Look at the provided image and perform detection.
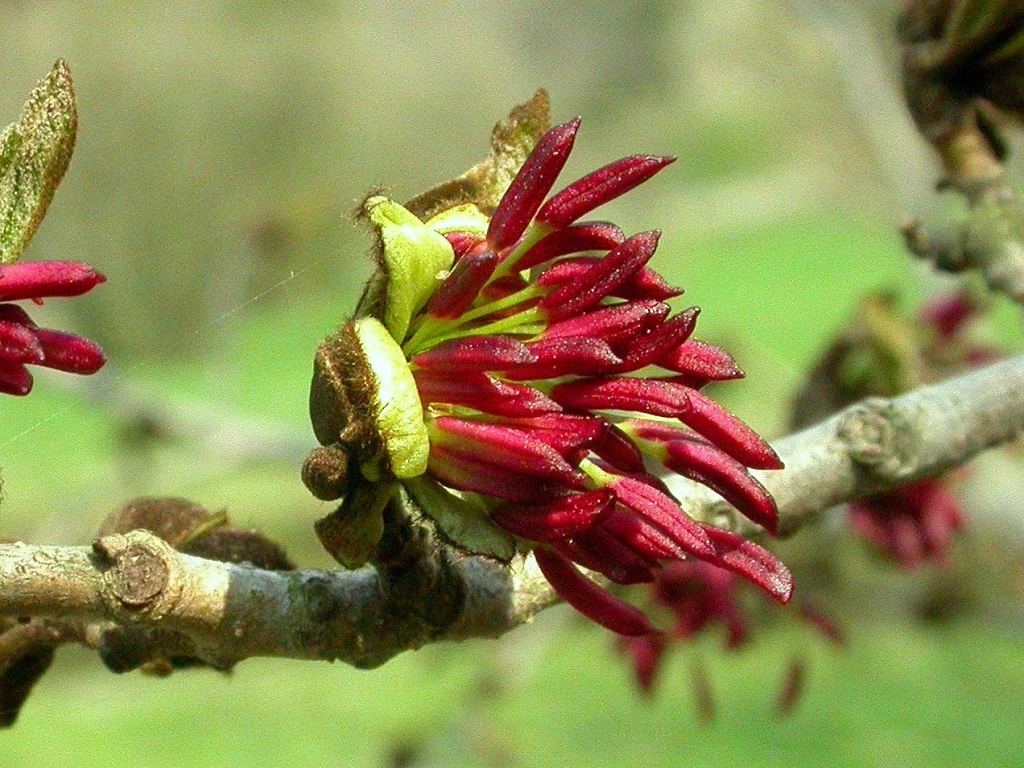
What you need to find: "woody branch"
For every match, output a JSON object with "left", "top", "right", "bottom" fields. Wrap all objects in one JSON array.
[{"left": 3, "top": 353, "right": 1024, "bottom": 667}]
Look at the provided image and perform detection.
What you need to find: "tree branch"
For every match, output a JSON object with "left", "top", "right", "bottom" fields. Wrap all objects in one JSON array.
[{"left": 4, "top": 354, "right": 1024, "bottom": 668}]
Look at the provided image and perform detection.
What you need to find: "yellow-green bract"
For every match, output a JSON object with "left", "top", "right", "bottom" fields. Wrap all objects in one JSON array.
[{"left": 351, "top": 316, "right": 429, "bottom": 479}]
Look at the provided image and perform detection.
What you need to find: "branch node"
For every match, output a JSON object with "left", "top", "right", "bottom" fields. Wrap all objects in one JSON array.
[
  {"left": 837, "top": 399, "right": 895, "bottom": 466},
  {"left": 93, "top": 531, "right": 172, "bottom": 613}
]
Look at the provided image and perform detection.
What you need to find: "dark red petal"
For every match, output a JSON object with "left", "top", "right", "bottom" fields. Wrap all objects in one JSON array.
[
  {"left": 561, "top": 525, "right": 657, "bottom": 585},
  {"left": 539, "top": 231, "right": 661, "bottom": 322},
  {"left": 487, "top": 118, "right": 581, "bottom": 250},
  {"left": 551, "top": 376, "right": 689, "bottom": 417},
  {"left": 502, "top": 336, "right": 621, "bottom": 380},
  {"left": 0, "top": 261, "right": 106, "bottom": 301},
  {"left": 536, "top": 256, "right": 595, "bottom": 286},
  {"left": 427, "top": 446, "right": 564, "bottom": 502},
  {"left": 0, "top": 304, "right": 37, "bottom": 326},
  {"left": 431, "top": 416, "right": 586, "bottom": 485},
  {"left": 534, "top": 548, "right": 656, "bottom": 636},
  {"left": 0, "top": 361, "right": 33, "bottom": 395},
  {"left": 919, "top": 485, "right": 963, "bottom": 558},
  {"left": 501, "top": 413, "right": 607, "bottom": 455},
  {"left": 610, "top": 475, "right": 715, "bottom": 559},
  {"left": 921, "top": 292, "right": 976, "bottom": 340},
  {"left": 601, "top": 508, "right": 688, "bottom": 560},
  {"left": 481, "top": 273, "right": 529, "bottom": 301},
  {"left": 0, "top": 320, "right": 44, "bottom": 363},
  {"left": 411, "top": 335, "right": 535, "bottom": 373},
  {"left": 615, "top": 308, "right": 700, "bottom": 373},
  {"left": 619, "top": 633, "right": 667, "bottom": 694},
  {"left": 889, "top": 513, "right": 926, "bottom": 569},
  {"left": 678, "top": 389, "right": 782, "bottom": 470},
  {"left": 700, "top": 524, "right": 793, "bottom": 603},
  {"left": 444, "top": 231, "right": 484, "bottom": 259},
  {"left": 658, "top": 340, "right": 744, "bottom": 380},
  {"left": 537, "top": 257, "right": 683, "bottom": 301},
  {"left": 590, "top": 422, "right": 646, "bottom": 473},
  {"left": 544, "top": 299, "right": 669, "bottom": 345},
  {"left": 848, "top": 502, "right": 890, "bottom": 551},
  {"left": 426, "top": 249, "right": 500, "bottom": 319},
  {"left": 664, "top": 437, "right": 778, "bottom": 533},
  {"left": 537, "top": 155, "right": 676, "bottom": 228},
  {"left": 491, "top": 490, "right": 615, "bottom": 542},
  {"left": 616, "top": 267, "right": 683, "bottom": 301},
  {"left": 414, "top": 370, "right": 562, "bottom": 416},
  {"left": 798, "top": 602, "right": 845, "bottom": 646},
  {"left": 33, "top": 329, "right": 106, "bottom": 374},
  {"left": 512, "top": 221, "right": 625, "bottom": 273}
]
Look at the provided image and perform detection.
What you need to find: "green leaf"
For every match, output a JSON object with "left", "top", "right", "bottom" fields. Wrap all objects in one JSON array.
[
  {"left": 0, "top": 60, "right": 77, "bottom": 265},
  {"left": 363, "top": 195, "right": 454, "bottom": 343}
]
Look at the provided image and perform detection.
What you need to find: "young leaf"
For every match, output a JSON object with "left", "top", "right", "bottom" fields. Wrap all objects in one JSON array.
[{"left": 0, "top": 60, "right": 77, "bottom": 264}]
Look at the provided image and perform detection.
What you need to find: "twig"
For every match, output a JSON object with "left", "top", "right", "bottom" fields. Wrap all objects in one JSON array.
[
  {"left": 902, "top": 117, "right": 1024, "bottom": 303},
  {"left": 4, "top": 354, "right": 1024, "bottom": 667}
]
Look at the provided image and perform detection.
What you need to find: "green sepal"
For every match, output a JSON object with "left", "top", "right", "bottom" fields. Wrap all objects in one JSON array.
[
  {"left": 363, "top": 195, "right": 455, "bottom": 343},
  {"left": 352, "top": 317, "right": 429, "bottom": 479},
  {"left": 0, "top": 61, "right": 77, "bottom": 265},
  {"left": 404, "top": 475, "right": 516, "bottom": 562}
]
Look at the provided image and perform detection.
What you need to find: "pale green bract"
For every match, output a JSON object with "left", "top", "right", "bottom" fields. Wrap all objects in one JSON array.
[
  {"left": 351, "top": 316, "right": 430, "bottom": 479},
  {"left": 364, "top": 195, "right": 455, "bottom": 343}
]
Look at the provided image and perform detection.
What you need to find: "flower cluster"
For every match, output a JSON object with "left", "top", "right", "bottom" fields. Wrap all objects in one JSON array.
[
  {"left": 619, "top": 560, "right": 842, "bottom": 715},
  {"left": 306, "top": 108, "right": 792, "bottom": 635},
  {"left": 849, "top": 478, "right": 964, "bottom": 570},
  {"left": 0, "top": 260, "right": 106, "bottom": 395}
]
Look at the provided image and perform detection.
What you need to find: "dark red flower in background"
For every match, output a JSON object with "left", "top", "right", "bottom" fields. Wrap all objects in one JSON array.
[
  {"left": 618, "top": 560, "right": 842, "bottom": 714},
  {"left": 849, "top": 477, "right": 965, "bottom": 570},
  {"left": 0, "top": 260, "right": 106, "bottom": 395},
  {"left": 792, "top": 289, "right": 991, "bottom": 570},
  {"left": 849, "top": 291, "right": 988, "bottom": 568}
]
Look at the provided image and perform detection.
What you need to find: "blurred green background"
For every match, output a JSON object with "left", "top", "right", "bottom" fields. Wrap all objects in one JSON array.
[{"left": 3, "top": 1, "right": 1024, "bottom": 765}]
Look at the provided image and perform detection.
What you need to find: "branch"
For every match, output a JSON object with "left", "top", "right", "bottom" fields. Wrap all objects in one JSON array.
[
  {"left": 901, "top": 165, "right": 1024, "bottom": 304},
  {"left": 3, "top": 354, "right": 1024, "bottom": 668}
]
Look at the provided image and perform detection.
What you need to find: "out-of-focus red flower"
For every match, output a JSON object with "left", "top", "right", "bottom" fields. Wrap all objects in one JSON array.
[
  {"left": 849, "top": 478, "right": 965, "bottom": 570},
  {"left": 618, "top": 560, "right": 842, "bottom": 713},
  {"left": 851, "top": 291, "right": 986, "bottom": 568},
  {"left": 0, "top": 260, "right": 106, "bottom": 395},
  {"left": 793, "top": 289, "right": 991, "bottom": 569}
]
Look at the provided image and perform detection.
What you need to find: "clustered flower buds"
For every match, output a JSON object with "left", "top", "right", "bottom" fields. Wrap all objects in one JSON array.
[
  {"left": 305, "top": 98, "right": 792, "bottom": 635},
  {"left": 0, "top": 260, "right": 106, "bottom": 395}
]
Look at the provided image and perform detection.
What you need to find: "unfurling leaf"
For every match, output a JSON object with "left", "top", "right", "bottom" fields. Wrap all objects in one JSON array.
[{"left": 0, "top": 61, "right": 77, "bottom": 264}]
